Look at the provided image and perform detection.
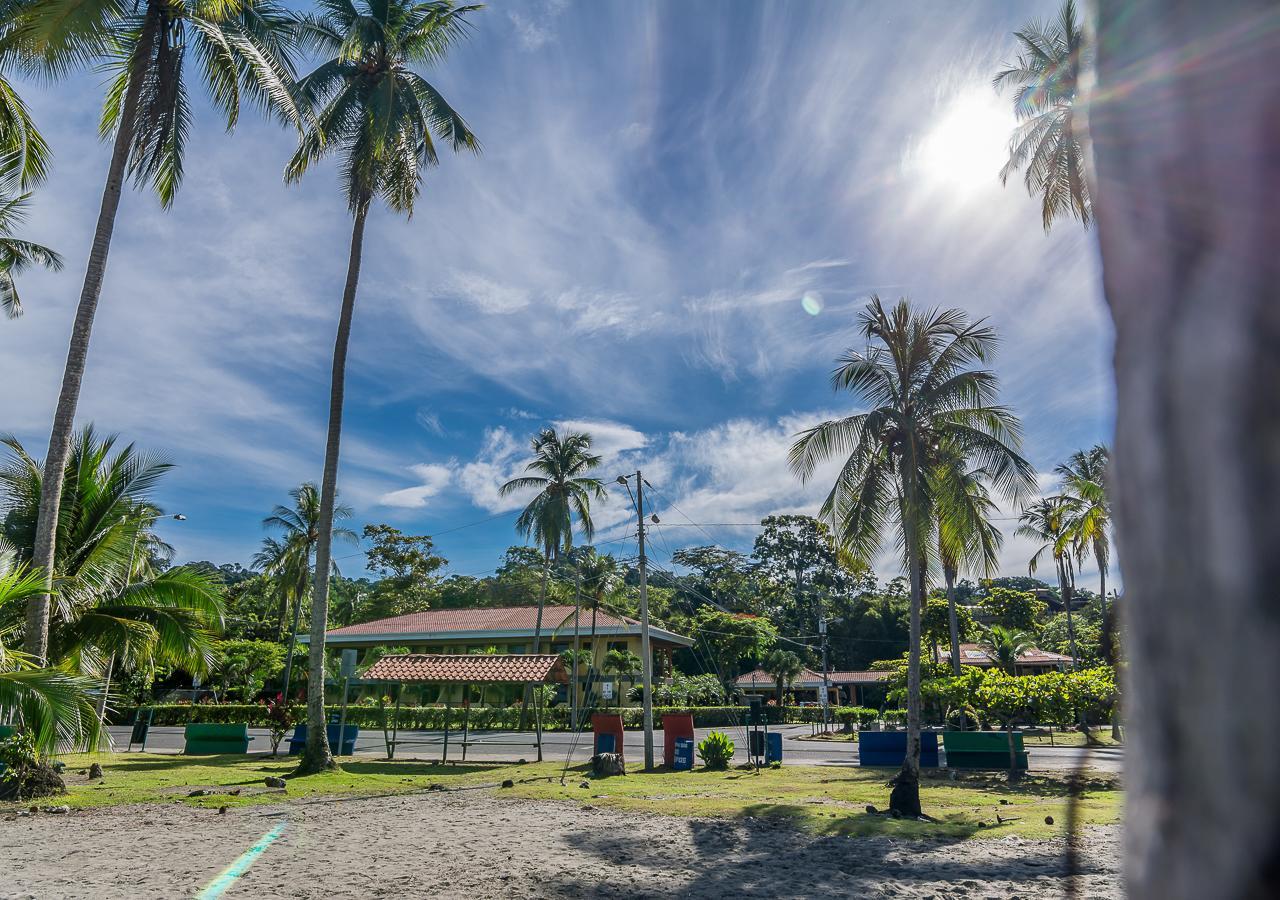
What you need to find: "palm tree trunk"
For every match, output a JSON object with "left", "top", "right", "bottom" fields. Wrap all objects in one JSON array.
[
  {"left": 1059, "top": 558, "right": 1079, "bottom": 665},
  {"left": 296, "top": 203, "right": 368, "bottom": 776},
  {"left": 944, "top": 567, "right": 963, "bottom": 677},
  {"left": 279, "top": 565, "right": 308, "bottom": 702},
  {"left": 23, "top": 12, "right": 156, "bottom": 661},
  {"left": 890, "top": 508, "right": 925, "bottom": 817},
  {"left": 519, "top": 554, "right": 551, "bottom": 730}
]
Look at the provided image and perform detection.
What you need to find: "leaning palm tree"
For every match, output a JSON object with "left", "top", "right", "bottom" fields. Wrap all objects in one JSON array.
[
  {"left": 7, "top": 0, "right": 300, "bottom": 662},
  {"left": 500, "top": 429, "right": 606, "bottom": 656},
  {"left": 981, "top": 625, "right": 1034, "bottom": 675},
  {"left": 993, "top": 0, "right": 1091, "bottom": 229},
  {"left": 789, "top": 296, "right": 1035, "bottom": 816},
  {"left": 0, "top": 191, "right": 62, "bottom": 319},
  {"left": 258, "top": 482, "right": 354, "bottom": 700},
  {"left": 932, "top": 449, "right": 1004, "bottom": 677},
  {"left": 1056, "top": 444, "right": 1111, "bottom": 612},
  {"left": 1017, "top": 496, "right": 1081, "bottom": 664},
  {"left": 284, "top": 0, "right": 479, "bottom": 775}
]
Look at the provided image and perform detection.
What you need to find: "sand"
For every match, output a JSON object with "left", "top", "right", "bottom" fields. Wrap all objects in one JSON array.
[{"left": 1, "top": 791, "right": 1122, "bottom": 899}]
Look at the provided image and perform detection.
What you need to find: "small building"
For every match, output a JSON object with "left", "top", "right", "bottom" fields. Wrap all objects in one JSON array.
[
  {"left": 305, "top": 605, "right": 693, "bottom": 706},
  {"left": 937, "top": 643, "right": 1074, "bottom": 674},
  {"left": 734, "top": 667, "right": 890, "bottom": 706}
]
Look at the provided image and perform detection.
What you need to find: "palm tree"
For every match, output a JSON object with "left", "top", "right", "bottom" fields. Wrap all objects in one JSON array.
[
  {"left": 981, "top": 625, "right": 1034, "bottom": 675},
  {"left": 0, "top": 553, "right": 102, "bottom": 757},
  {"left": 993, "top": 0, "right": 1091, "bottom": 229},
  {"left": 603, "top": 648, "right": 641, "bottom": 709},
  {"left": 933, "top": 449, "right": 1003, "bottom": 677},
  {"left": 789, "top": 296, "right": 1035, "bottom": 816},
  {"left": 285, "top": 0, "right": 479, "bottom": 775},
  {"left": 0, "top": 191, "right": 62, "bottom": 319},
  {"left": 0, "top": 428, "right": 223, "bottom": 712},
  {"left": 763, "top": 648, "right": 804, "bottom": 706},
  {"left": 1056, "top": 444, "right": 1111, "bottom": 613},
  {"left": 576, "top": 548, "right": 618, "bottom": 707},
  {"left": 7, "top": 0, "right": 299, "bottom": 662},
  {"left": 500, "top": 429, "right": 607, "bottom": 657},
  {"left": 258, "top": 482, "right": 354, "bottom": 701},
  {"left": 0, "top": 53, "right": 50, "bottom": 190},
  {"left": 1017, "top": 496, "right": 1080, "bottom": 664}
]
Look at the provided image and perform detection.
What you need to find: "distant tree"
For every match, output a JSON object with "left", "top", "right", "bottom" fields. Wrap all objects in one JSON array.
[
  {"left": 981, "top": 626, "right": 1035, "bottom": 675},
  {"left": 500, "top": 429, "right": 606, "bottom": 656},
  {"left": 213, "top": 639, "right": 285, "bottom": 701},
  {"left": 922, "top": 596, "right": 979, "bottom": 663},
  {"left": 993, "top": 0, "right": 1091, "bottom": 229},
  {"left": 763, "top": 648, "right": 805, "bottom": 705},
  {"left": 978, "top": 586, "right": 1047, "bottom": 634},
  {"left": 1056, "top": 445, "right": 1112, "bottom": 614},
  {"left": 670, "top": 546, "right": 751, "bottom": 611},
  {"left": 691, "top": 608, "right": 778, "bottom": 691},
  {"left": 361, "top": 524, "right": 446, "bottom": 620},
  {"left": 1018, "top": 497, "right": 1080, "bottom": 663}
]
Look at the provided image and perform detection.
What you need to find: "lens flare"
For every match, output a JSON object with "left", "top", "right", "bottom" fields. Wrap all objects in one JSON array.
[
  {"left": 801, "top": 292, "right": 824, "bottom": 316},
  {"left": 198, "top": 821, "right": 287, "bottom": 899}
]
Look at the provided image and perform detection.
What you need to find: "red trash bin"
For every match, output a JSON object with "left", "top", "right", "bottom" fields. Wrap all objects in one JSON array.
[
  {"left": 592, "top": 713, "right": 625, "bottom": 760},
  {"left": 662, "top": 713, "right": 695, "bottom": 767}
]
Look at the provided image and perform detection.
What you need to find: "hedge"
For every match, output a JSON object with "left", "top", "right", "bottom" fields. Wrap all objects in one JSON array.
[{"left": 108, "top": 703, "right": 882, "bottom": 730}]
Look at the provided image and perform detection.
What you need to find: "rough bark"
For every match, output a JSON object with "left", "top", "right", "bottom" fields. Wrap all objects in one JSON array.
[
  {"left": 891, "top": 530, "right": 924, "bottom": 817},
  {"left": 296, "top": 204, "right": 368, "bottom": 776},
  {"left": 1090, "top": 2, "right": 1280, "bottom": 895},
  {"left": 23, "top": 11, "right": 158, "bottom": 661}
]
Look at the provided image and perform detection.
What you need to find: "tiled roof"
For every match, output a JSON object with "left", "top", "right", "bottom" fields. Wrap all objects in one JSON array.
[
  {"left": 734, "top": 668, "right": 887, "bottom": 688},
  {"left": 328, "top": 605, "right": 634, "bottom": 636},
  {"left": 363, "top": 654, "right": 568, "bottom": 684},
  {"left": 320, "top": 604, "right": 693, "bottom": 647},
  {"left": 938, "top": 643, "right": 1074, "bottom": 667}
]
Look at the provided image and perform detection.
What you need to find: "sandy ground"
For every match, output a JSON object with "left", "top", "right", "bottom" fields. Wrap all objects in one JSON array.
[{"left": 1, "top": 792, "right": 1122, "bottom": 899}]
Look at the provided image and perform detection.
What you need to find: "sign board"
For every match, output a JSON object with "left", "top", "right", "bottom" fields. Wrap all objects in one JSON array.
[
  {"left": 340, "top": 648, "right": 358, "bottom": 679},
  {"left": 601, "top": 681, "right": 614, "bottom": 700},
  {"left": 128, "top": 708, "right": 153, "bottom": 752}
]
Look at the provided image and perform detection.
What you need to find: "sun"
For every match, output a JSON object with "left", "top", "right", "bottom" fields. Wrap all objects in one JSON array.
[{"left": 907, "top": 88, "right": 1014, "bottom": 196}]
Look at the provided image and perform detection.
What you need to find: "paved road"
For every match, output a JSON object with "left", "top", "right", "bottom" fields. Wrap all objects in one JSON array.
[{"left": 106, "top": 723, "right": 1122, "bottom": 773}]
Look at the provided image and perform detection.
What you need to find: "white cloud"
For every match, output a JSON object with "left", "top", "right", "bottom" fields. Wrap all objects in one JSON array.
[
  {"left": 456, "top": 427, "right": 531, "bottom": 514},
  {"left": 378, "top": 463, "right": 454, "bottom": 509},
  {"left": 554, "top": 418, "right": 648, "bottom": 458}
]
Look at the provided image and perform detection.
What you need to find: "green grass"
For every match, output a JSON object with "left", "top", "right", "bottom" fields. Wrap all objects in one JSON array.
[
  {"left": 795, "top": 731, "right": 858, "bottom": 743},
  {"left": 7, "top": 753, "right": 1122, "bottom": 841},
  {"left": 1020, "top": 730, "right": 1123, "bottom": 747}
]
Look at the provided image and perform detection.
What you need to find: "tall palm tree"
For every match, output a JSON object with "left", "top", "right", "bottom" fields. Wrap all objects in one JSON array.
[
  {"left": 285, "top": 0, "right": 479, "bottom": 775},
  {"left": 789, "top": 296, "right": 1035, "bottom": 815},
  {"left": 575, "top": 547, "right": 618, "bottom": 707},
  {"left": 981, "top": 625, "right": 1034, "bottom": 675},
  {"left": 1017, "top": 496, "right": 1080, "bottom": 664},
  {"left": 933, "top": 449, "right": 1003, "bottom": 677},
  {"left": 1056, "top": 444, "right": 1111, "bottom": 613},
  {"left": 8, "top": 0, "right": 299, "bottom": 662},
  {"left": 993, "top": 0, "right": 1091, "bottom": 229},
  {"left": 258, "top": 482, "right": 354, "bottom": 700},
  {"left": 0, "top": 429, "right": 223, "bottom": 707},
  {"left": 0, "top": 191, "right": 62, "bottom": 319},
  {"left": 500, "top": 428, "right": 606, "bottom": 657}
]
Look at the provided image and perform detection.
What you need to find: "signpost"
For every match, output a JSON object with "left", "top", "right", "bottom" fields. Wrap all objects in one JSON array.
[{"left": 128, "top": 707, "right": 153, "bottom": 752}]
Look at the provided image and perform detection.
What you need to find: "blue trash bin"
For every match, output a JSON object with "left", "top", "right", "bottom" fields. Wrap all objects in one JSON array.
[
  {"left": 596, "top": 732, "right": 617, "bottom": 755},
  {"left": 672, "top": 737, "right": 694, "bottom": 771},
  {"left": 765, "top": 732, "right": 783, "bottom": 763}
]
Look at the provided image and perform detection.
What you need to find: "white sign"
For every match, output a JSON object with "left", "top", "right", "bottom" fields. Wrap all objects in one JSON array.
[{"left": 602, "top": 681, "right": 614, "bottom": 700}]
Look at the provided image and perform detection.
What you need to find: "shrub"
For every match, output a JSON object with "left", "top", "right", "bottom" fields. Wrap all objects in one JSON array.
[
  {"left": 0, "top": 730, "right": 65, "bottom": 801},
  {"left": 833, "top": 706, "right": 879, "bottom": 729},
  {"left": 697, "top": 731, "right": 734, "bottom": 770}
]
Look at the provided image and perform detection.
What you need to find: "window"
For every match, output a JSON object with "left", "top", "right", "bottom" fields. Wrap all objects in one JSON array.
[{"left": 607, "top": 640, "right": 629, "bottom": 653}]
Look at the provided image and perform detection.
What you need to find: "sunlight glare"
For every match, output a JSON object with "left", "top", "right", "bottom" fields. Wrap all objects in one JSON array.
[{"left": 907, "top": 88, "right": 1013, "bottom": 197}]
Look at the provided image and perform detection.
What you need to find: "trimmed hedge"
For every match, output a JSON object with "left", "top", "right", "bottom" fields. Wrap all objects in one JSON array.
[{"left": 109, "top": 703, "right": 846, "bottom": 731}]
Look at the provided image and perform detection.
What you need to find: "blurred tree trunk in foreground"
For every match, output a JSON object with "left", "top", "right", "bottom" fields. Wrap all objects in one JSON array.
[{"left": 1090, "top": 2, "right": 1280, "bottom": 897}]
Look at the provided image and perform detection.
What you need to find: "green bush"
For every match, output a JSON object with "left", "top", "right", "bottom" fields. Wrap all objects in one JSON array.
[
  {"left": 833, "top": 706, "right": 879, "bottom": 728},
  {"left": 697, "top": 730, "right": 734, "bottom": 769}
]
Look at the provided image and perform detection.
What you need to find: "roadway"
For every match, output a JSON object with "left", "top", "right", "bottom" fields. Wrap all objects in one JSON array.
[{"left": 106, "top": 723, "right": 1122, "bottom": 773}]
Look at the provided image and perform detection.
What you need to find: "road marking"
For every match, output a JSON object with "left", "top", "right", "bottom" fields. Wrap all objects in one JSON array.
[{"left": 196, "top": 821, "right": 287, "bottom": 899}]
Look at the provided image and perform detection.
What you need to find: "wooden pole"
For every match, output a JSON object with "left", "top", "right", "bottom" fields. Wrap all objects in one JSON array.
[
  {"left": 443, "top": 686, "right": 452, "bottom": 763},
  {"left": 462, "top": 683, "right": 471, "bottom": 762},
  {"left": 390, "top": 684, "right": 402, "bottom": 760}
]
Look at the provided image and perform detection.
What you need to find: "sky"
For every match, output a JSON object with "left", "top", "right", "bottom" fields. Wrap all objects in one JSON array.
[{"left": 0, "top": 0, "right": 1115, "bottom": 591}]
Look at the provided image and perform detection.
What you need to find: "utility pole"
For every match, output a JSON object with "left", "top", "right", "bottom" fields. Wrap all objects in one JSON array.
[
  {"left": 619, "top": 471, "right": 656, "bottom": 770},
  {"left": 819, "top": 614, "right": 830, "bottom": 730}
]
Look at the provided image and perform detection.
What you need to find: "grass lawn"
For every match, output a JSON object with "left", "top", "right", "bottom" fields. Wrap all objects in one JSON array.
[
  {"left": 795, "top": 731, "right": 858, "bottom": 742},
  {"left": 1020, "top": 730, "right": 1123, "bottom": 747},
  {"left": 5, "top": 752, "right": 1122, "bottom": 841}
]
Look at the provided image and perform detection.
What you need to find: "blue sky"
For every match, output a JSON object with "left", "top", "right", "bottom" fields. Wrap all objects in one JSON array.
[{"left": 0, "top": 0, "right": 1114, "bottom": 587}]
